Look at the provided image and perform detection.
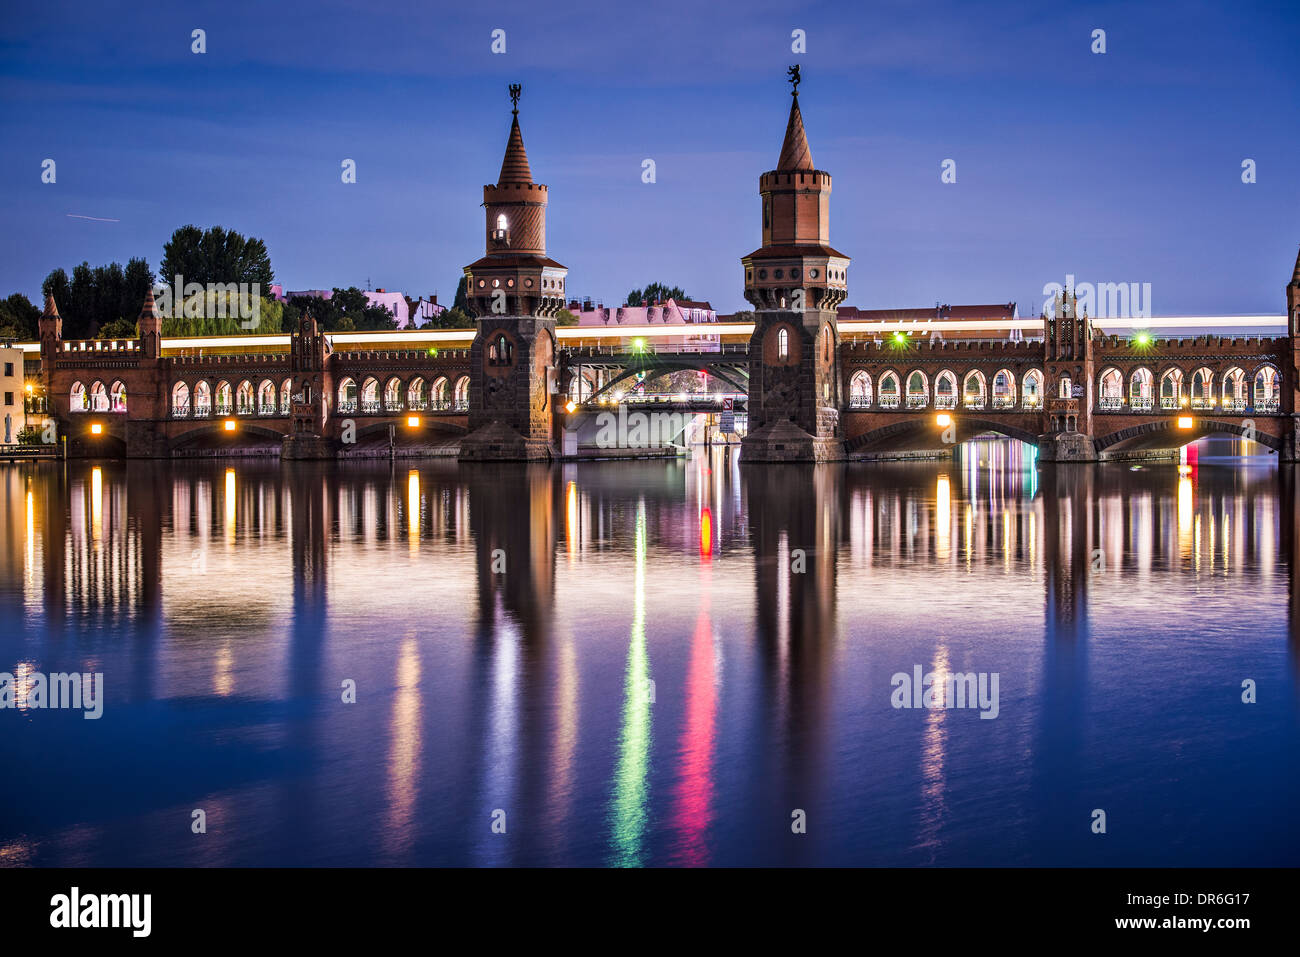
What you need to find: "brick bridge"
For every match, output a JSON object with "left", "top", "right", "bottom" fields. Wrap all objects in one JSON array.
[{"left": 22, "top": 74, "right": 1300, "bottom": 464}]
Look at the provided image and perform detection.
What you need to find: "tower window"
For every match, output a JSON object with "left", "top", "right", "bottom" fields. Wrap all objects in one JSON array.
[{"left": 777, "top": 328, "right": 789, "bottom": 360}]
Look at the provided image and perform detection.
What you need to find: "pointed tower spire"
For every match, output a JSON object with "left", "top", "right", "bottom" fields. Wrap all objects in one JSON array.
[
  {"left": 138, "top": 286, "right": 158, "bottom": 320},
  {"left": 777, "top": 65, "right": 813, "bottom": 171},
  {"left": 497, "top": 83, "right": 533, "bottom": 185},
  {"left": 1291, "top": 243, "right": 1300, "bottom": 285},
  {"left": 43, "top": 293, "right": 60, "bottom": 317}
]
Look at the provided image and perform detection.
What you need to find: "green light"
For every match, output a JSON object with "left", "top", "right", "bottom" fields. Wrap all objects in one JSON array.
[
  {"left": 427, "top": 347, "right": 438, "bottom": 357},
  {"left": 632, "top": 337, "right": 646, "bottom": 353},
  {"left": 892, "top": 331, "right": 908, "bottom": 345},
  {"left": 1134, "top": 332, "right": 1151, "bottom": 347}
]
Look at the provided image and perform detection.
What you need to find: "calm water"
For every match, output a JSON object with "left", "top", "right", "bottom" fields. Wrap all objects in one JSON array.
[{"left": 1, "top": 445, "right": 1297, "bottom": 867}]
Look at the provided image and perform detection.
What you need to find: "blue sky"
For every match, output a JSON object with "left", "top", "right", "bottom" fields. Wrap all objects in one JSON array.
[{"left": 1, "top": 0, "right": 1297, "bottom": 315}]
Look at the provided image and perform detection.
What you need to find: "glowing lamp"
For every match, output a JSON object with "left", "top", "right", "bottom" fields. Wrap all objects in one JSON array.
[
  {"left": 223, "top": 419, "right": 237, "bottom": 431},
  {"left": 892, "top": 331, "right": 908, "bottom": 344},
  {"left": 407, "top": 415, "right": 420, "bottom": 427},
  {"left": 1134, "top": 332, "right": 1151, "bottom": 347},
  {"left": 936, "top": 413, "right": 952, "bottom": 427},
  {"left": 90, "top": 423, "right": 103, "bottom": 435},
  {"left": 632, "top": 337, "right": 646, "bottom": 352},
  {"left": 564, "top": 401, "right": 577, "bottom": 414},
  {"left": 1177, "top": 416, "right": 1193, "bottom": 429}
]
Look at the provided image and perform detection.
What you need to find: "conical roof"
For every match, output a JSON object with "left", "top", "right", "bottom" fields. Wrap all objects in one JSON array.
[
  {"left": 139, "top": 287, "right": 158, "bottom": 319},
  {"left": 498, "top": 114, "right": 533, "bottom": 185},
  {"left": 777, "top": 96, "right": 814, "bottom": 171},
  {"left": 43, "top": 293, "right": 60, "bottom": 317}
]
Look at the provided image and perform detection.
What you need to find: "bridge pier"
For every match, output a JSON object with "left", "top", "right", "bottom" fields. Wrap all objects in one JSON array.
[{"left": 1037, "top": 431, "right": 1098, "bottom": 463}]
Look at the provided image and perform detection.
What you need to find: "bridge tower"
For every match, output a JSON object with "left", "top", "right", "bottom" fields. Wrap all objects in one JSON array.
[
  {"left": 1039, "top": 286, "right": 1099, "bottom": 461},
  {"left": 741, "top": 67, "right": 849, "bottom": 462},
  {"left": 1286, "top": 245, "right": 1300, "bottom": 461},
  {"left": 282, "top": 312, "right": 334, "bottom": 459},
  {"left": 459, "top": 84, "right": 567, "bottom": 461}
]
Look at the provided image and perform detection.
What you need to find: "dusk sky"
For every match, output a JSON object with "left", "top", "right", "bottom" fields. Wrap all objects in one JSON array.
[{"left": 1, "top": 0, "right": 1297, "bottom": 317}]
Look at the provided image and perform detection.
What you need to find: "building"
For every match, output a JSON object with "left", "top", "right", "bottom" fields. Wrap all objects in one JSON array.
[
  {"left": 279, "top": 287, "right": 415, "bottom": 328},
  {"left": 567, "top": 297, "right": 720, "bottom": 351},
  {"left": 1, "top": 346, "right": 25, "bottom": 443}
]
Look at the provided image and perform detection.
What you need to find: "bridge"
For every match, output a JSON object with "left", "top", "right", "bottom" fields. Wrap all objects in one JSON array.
[{"left": 9, "top": 74, "right": 1300, "bottom": 465}]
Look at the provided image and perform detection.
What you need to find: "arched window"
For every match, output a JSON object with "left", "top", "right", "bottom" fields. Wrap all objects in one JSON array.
[
  {"left": 962, "top": 371, "right": 986, "bottom": 410},
  {"left": 360, "top": 377, "right": 380, "bottom": 413},
  {"left": 337, "top": 377, "right": 357, "bottom": 413},
  {"left": 214, "top": 381, "right": 232, "bottom": 415},
  {"left": 430, "top": 376, "right": 450, "bottom": 410},
  {"left": 407, "top": 376, "right": 427, "bottom": 411},
  {"left": 1222, "top": 367, "right": 1247, "bottom": 412},
  {"left": 236, "top": 380, "right": 255, "bottom": 414},
  {"left": 777, "top": 328, "right": 789, "bottom": 360},
  {"left": 194, "top": 381, "right": 212, "bottom": 417},
  {"left": 109, "top": 380, "right": 127, "bottom": 412},
  {"left": 1022, "top": 370, "right": 1043, "bottom": 409},
  {"left": 1128, "top": 368, "right": 1154, "bottom": 411},
  {"left": 905, "top": 370, "right": 929, "bottom": 409},
  {"left": 567, "top": 373, "right": 594, "bottom": 402},
  {"left": 849, "top": 370, "right": 873, "bottom": 408},
  {"left": 89, "top": 381, "right": 109, "bottom": 412},
  {"left": 991, "top": 369, "right": 1016, "bottom": 409},
  {"left": 489, "top": 334, "right": 513, "bottom": 366},
  {"left": 934, "top": 371, "right": 957, "bottom": 409},
  {"left": 70, "top": 381, "right": 87, "bottom": 412},
  {"left": 1253, "top": 365, "right": 1280, "bottom": 412},
  {"left": 384, "top": 377, "right": 403, "bottom": 411},
  {"left": 453, "top": 375, "right": 470, "bottom": 410},
  {"left": 280, "top": 378, "right": 292, "bottom": 414},
  {"left": 495, "top": 214, "right": 508, "bottom": 237},
  {"left": 822, "top": 326, "right": 832, "bottom": 363},
  {"left": 1159, "top": 369, "right": 1184, "bottom": 410},
  {"left": 1190, "top": 368, "right": 1214, "bottom": 409},
  {"left": 1058, "top": 376, "right": 1072, "bottom": 399},
  {"left": 878, "top": 371, "right": 900, "bottom": 409},
  {"left": 1098, "top": 368, "right": 1123, "bottom": 410},
  {"left": 172, "top": 381, "right": 190, "bottom": 418},
  {"left": 258, "top": 380, "right": 276, "bottom": 414}
]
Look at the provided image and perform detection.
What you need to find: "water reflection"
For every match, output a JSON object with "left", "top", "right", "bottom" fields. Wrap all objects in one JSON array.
[{"left": 0, "top": 445, "right": 1297, "bottom": 866}]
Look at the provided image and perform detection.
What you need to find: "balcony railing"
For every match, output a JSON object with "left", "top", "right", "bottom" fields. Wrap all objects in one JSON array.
[
  {"left": 215, "top": 403, "right": 233, "bottom": 415},
  {"left": 1129, "top": 397, "right": 1154, "bottom": 412},
  {"left": 963, "top": 397, "right": 986, "bottom": 410},
  {"left": 991, "top": 396, "right": 1015, "bottom": 410},
  {"left": 1098, "top": 397, "right": 1122, "bottom": 411},
  {"left": 1256, "top": 399, "right": 1280, "bottom": 413},
  {"left": 1222, "top": 399, "right": 1247, "bottom": 413},
  {"left": 935, "top": 395, "right": 957, "bottom": 410},
  {"left": 848, "top": 396, "right": 872, "bottom": 409},
  {"left": 905, "top": 395, "right": 927, "bottom": 409},
  {"left": 360, "top": 400, "right": 381, "bottom": 414},
  {"left": 408, "top": 399, "right": 428, "bottom": 411},
  {"left": 338, "top": 400, "right": 358, "bottom": 413},
  {"left": 193, "top": 407, "right": 211, "bottom": 419},
  {"left": 878, "top": 395, "right": 900, "bottom": 410},
  {"left": 1160, "top": 397, "right": 1181, "bottom": 410}
]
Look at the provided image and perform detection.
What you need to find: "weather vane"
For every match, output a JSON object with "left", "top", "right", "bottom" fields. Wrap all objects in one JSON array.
[
  {"left": 509, "top": 83, "right": 521, "bottom": 115},
  {"left": 787, "top": 65, "right": 801, "bottom": 96}
]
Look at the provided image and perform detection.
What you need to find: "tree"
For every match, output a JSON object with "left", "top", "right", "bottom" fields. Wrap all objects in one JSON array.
[
  {"left": 0, "top": 293, "right": 41, "bottom": 340},
  {"left": 97, "top": 317, "right": 139, "bottom": 339},
  {"left": 160, "top": 225, "right": 274, "bottom": 289},
  {"left": 431, "top": 307, "right": 474, "bottom": 329},
  {"left": 555, "top": 308, "right": 579, "bottom": 326},
  {"left": 40, "top": 258, "right": 153, "bottom": 338},
  {"left": 626, "top": 282, "right": 688, "bottom": 307},
  {"left": 453, "top": 276, "right": 470, "bottom": 313}
]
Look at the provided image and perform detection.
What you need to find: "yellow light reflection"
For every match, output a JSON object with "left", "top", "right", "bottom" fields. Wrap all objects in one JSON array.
[
  {"left": 935, "top": 475, "right": 950, "bottom": 561},
  {"left": 407, "top": 469, "right": 420, "bottom": 553},
  {"left": 565, "top": 480, "right": 578, "bottom": 561},
  {"left": 1177, "top": 475, "right": 1193, "bottom": 545},
  {"left": 91, "top": 466, "right": 102, "bottom": 540},
  {"left": 224, "top": 468, "right": 236, "bottom": 538}
]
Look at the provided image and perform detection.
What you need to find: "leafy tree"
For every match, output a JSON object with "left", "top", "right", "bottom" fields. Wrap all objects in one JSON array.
[
  {"left": 555, "top": 309, "right": 579, "bottom": 326},
  {"left": 40, "top": 258, "right": 152, "bottom": 338},
  {"left": 626, "top": 282, "right": 687, "bottom": 307},
  {"left": 431, "top": 307, "right": 474, "bottom": 329},
  {"left": 0, "top": 293, "right": 41, "bottom": 340},
  {"left": 453, "top": 275, "right": 469, "bottom": 312},
  {"left": 159, "top": 225, "right": 274, "bottom": 289},
  {"left": 160, "top": 293, "right": 284, "bottom": 337},
  {"left": 97, "top": 317, "right": 139, "bottom": 339}
]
